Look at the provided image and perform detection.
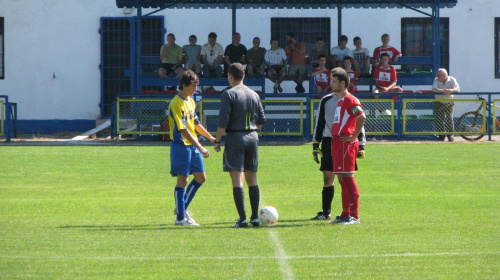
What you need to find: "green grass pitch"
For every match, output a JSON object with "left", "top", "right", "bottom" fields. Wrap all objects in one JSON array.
[{"left": 1, "top": 143, "right": 499, "bottom": 279}]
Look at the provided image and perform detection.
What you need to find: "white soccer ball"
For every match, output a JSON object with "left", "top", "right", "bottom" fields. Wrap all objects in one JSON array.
[{"left": 259, "top": 206, "right": 279, "bottom": 226}]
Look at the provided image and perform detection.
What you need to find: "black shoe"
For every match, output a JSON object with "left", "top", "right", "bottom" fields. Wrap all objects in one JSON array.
[
  {"left": 448, "top": 135, "right": 454, "bottom": 142},
  {"left": 296, "top": 84, "right": 304, "bottom": 93},
  {"left": 294, "top": 84, "right": 300, "bottom": 93},
  {"left": 250, "top": 219, "right": 260, "bottom": 227},
  {"left": 273, "top": 86, "right": 278, "bottom": 94},
  {"left": 167, "top": 86, "right": 177, "bottom": 91},
  {"left": 438, "top": 135, "right": 446, "bottom": 141},
  {"left": 310, "top": 212, "right": 331, "bottom": 220},
  {"left": 233, "top": 220, "right": 249, "bottom": 228},
  {"left": 277, "top": 84, "right": 283, "bottom": 93}
]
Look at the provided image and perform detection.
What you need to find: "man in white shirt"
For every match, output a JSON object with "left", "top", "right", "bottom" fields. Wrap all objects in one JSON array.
[
  {"left": 265, "top": 38, "right": 288, "bottom": 94},
  {"left": 432, "top": 68, "right": 460, "bottom": 142},
  {"left": 330, "top": 35, "right": 353, "bottom": 68},
  {"left": 200, "top": 32, "right": 224, "bottom": 78}
]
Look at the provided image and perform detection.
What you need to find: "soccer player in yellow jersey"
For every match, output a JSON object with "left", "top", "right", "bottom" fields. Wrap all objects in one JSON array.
[{"left": 168, "top": 70, "right": 215, "bottom": 226}]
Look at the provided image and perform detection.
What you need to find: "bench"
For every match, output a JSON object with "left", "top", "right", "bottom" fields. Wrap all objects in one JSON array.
[
  {"left": 357, "top": 56, "right": 435, "bottom": 87},
  {"left": 126, "top": 56, "right": 266, "bottom": 93}
]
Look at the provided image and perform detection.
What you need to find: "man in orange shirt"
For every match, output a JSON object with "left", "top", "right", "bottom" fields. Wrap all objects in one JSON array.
[{"left": 285, "top": 33, "right": 308, "bottom": 93}]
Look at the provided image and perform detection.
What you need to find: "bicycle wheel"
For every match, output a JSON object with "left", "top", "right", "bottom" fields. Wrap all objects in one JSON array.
[{"left": 457, "top": 111, "right": 485, "bottom": 141}]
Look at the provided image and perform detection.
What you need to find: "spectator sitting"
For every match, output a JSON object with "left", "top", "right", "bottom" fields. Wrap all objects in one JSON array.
[
  {"left": 182, "top": 35, "right": 202, "bottom": 76},
  {"left": 372, "top": 33, "right": 402, "bottom": 71},
  {"left": 343, "top": 56, "right": 359, "bottom": 93},
  {"left": 312, "top": 54, "right": 331, "bottom": 94},
  {"left": 311, "top": 36, "right": 330, "bottom": 68},
  {"left": 158, "top": 33, "right": 184, "bottom": 80},
  {"left": 201, "top": 32, "right": 224, "bottom": 78},
  {"left": 246, "top": 37, "right": 266, "bottom": 78},
  {"left": 352, "top": 36, "right": 371, "bottom": 77},
  {"left": 223, "top": 32, "right": 247, "bottom": 78},
  {"left": 265, "top": 38, "right": 288, "bottom": 94},
  {"left": 285, "top": 33, "right": 308, "bottom": 93},
  {"left": 330, "top": 35, "right": 355, "bottom": 70},
  {"left": 373, "top": 53, "right": 403, "bottom": 115}
]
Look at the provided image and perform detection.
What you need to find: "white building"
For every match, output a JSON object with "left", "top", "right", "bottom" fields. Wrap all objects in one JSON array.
[{"left": 0, "top": 0, "right": 498, "bottom": 133}]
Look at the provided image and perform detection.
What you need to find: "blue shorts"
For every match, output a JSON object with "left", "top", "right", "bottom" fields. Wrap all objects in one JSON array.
[{"left": 170, "top": 142, "right": 205, "bottom": 176}]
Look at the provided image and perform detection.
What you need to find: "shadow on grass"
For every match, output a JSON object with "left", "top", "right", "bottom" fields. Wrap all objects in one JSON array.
[{"left": 56, "top": 219, "right": 319, "bottom": 231}]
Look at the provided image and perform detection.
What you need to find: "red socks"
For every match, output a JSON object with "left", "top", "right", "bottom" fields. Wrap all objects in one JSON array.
[{"left": 339, "top": 176, "right": 360, "bottom": 219}]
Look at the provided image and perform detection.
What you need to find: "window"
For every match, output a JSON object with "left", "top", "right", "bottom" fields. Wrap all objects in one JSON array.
[
  {"left": 0, "top": 17, "right": 4, "bottom": 79},
  {"left": 495, "top": 18, "right": 500, "bottom": 78},
  {"left": 100, "top": 17, "right": 163, "bottom": 117},
  {"left": 271, "top": 17, "right": 331, "bottom": 58},
  {"left": 401, "top": 17, "right": 449, "bottom": 71}
]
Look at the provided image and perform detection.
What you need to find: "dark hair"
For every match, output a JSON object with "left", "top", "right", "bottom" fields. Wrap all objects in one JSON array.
[
  {"left": 178, "top": 70, "right": 199, "bottom": 90},
  {"left": 353, "top": 36, "right": 361, "bottom": 42},
  {"left": 228, "top": 63, "right": 245, "bottom": 81},
  {"left": 287, "top": 33, "right": 295, "bottom": 39},
  {"left": 318, "top": 54, "right": 327, "bottom": 60},
  {"left": 380, "top": 53, "right": 390, "bottom": 58},
  {"left": 316, "top": 36, "right": 324, "bottom": 42},
  {"left": 270, "top": 37, "right": 279, "bottom": 44},
  {"left": 167, "top": 33, "right": 175, "bottom": 39},
  {"left": 343, "top": 56, "right": 352, "bottom": 61},
  {"left": 330, "top": 67, "right": 350, "bottom": 88},
  {"left": 189, "top": 35, "right": 197, "bottom": 40},
  {"left": 208, "top": 32, "right": 217, "bottom": 39},
  {"left": 233, "top": 32, "right": 241, "bottom": 37},
  {"left": 339, "top": 35, "right": 348, "bottom": 42}
]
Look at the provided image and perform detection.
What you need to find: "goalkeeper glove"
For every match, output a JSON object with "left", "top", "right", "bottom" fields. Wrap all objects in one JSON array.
[
  {"left": 357, "top": 145, "right": 365, "bottom": 159},
  {"left": 312, "top": 142, "right": 323, "bottom": 164}
]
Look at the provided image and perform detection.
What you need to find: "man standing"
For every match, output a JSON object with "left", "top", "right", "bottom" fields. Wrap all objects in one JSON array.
[
  {"left": 246, "top": 37, "right": 266, "bottom": 78},
  {"left": 201, "top": 32, "right": 224, "bottom": 78},
  {"left": 285, "top": 33, "right": 308, "bottom": 93},
  {"left": 214, "top": 63, "right": 266, "bottom": 228},
  {"left": 159, "top": 33, "right": 184, "bottom": 80},
  {"left": 311, "top": 78, "right": 366, "bottom": 221},
  {"left": 432, "top": 68, "right": 460, "bottom": 141},
  {"left": 224, "top": 33, "right": 247, "bottom": 78},
  {"left": 328, "top": 67, "right": 366, "bottom": 225},
  {"left": 168, "top": 71, "right": 215, "bottom": 226},
  {"left": 265, "top": 38, "right": 288, "bottom": 94}
]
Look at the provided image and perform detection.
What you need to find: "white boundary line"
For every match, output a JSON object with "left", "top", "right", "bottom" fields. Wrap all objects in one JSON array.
[
  {"left": 2, "top": 251, "right": 498, "bottom": 261},
  {"left": 261, "top": 198, "right": 295, "bottom": 280}
]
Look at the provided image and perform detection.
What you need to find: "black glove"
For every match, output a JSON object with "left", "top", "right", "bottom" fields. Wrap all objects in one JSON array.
[
  {"left": 357, "top": 145, "right": 365, "bottom": 159},
  {"left": 313, "top": 142, "right": 323, "bottom": 164}
]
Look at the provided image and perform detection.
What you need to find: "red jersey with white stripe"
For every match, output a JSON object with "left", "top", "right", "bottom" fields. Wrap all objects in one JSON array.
[
  {"left": 373, "top": 66, "right": 397, "bottom": 88},
  {"left": 346, "top": 69, "right": 359, "bottom": 93},
  {"left": 313, "top": 67, "right": 331, "bottom": 88},
  {"left": 373, "top": 46, "right": 401, "bottom": 62},
  {"left": 331, "top": 93, "right": 364, "bottom": 137}
]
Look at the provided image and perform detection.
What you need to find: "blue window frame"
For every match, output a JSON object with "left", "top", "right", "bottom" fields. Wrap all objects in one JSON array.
[
  {"left": 100, "top": 16, "right": 164, "bottom": 117},
  {"left": 401, "top": 17, "right": 449, "bottom": 71},
  {"left": 495, "top": 18, "right": 500, "bottom": 78},
  {"left": 271, "top": 17, "right": 331, "bottom": 58},
  {"left": 0, "top": 17, "right": 4, "bottom": 79}
]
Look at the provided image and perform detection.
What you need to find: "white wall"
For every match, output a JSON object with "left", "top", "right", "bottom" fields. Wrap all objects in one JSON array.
[{"left": 0, "top": 0, "right": 498, "bottom": 121}]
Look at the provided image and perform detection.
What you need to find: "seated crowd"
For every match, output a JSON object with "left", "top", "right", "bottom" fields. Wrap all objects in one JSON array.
[{"left": 157, "top": 32, "right": 405, "bottom": 95}]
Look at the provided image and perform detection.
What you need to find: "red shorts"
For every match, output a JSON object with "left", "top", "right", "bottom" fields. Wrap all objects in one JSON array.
[{"left": 331, "top": 137, "right": 359, "bottom": 173}]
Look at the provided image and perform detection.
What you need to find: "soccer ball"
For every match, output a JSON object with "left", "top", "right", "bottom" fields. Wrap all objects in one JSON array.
[{"left": 259, "top": 206, "right": 278, "bottom": 226}]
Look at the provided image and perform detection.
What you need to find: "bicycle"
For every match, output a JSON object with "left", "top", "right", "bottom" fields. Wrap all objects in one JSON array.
[{"left": 457, "top": 95, "right": 500, "bottom": 141}]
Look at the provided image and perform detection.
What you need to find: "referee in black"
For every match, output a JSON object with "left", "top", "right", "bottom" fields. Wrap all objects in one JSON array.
[{"left": 214, "top": 63, "right": 266, "bottom": 228}]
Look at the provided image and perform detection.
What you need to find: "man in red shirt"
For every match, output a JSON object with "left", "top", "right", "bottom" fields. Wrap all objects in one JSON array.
[
  {"left": 312, "top": 54, "right": 331, "bottom": 93},
  {"left": 373, "top": 53, "right": 403, "bottom": 115},
  {"left": 328, "top": 67, "right": 366, "bottom": 225},
  {"left": 372, "top": 33, "right": 402, "bottom": 70}
]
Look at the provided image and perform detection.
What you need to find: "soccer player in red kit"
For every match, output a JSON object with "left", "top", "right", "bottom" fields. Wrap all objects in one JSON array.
[{"left": 328, "top": 67, "right": 366, "bottom": 225}]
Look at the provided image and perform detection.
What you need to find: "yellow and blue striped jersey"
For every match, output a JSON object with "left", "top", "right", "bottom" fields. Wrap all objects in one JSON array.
[{"left": 167, "top": 94, "right": 200, "bottom": 146}]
